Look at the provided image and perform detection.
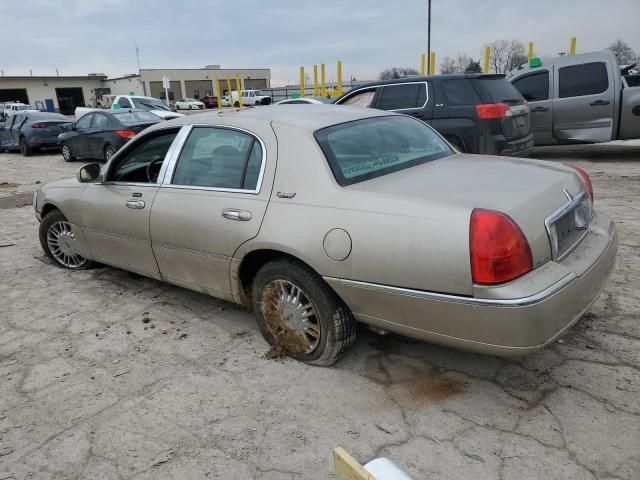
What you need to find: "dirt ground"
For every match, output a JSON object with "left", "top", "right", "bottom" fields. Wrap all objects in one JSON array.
[{"left": 0, "top": 144, "right": 639, "bottom": 480}]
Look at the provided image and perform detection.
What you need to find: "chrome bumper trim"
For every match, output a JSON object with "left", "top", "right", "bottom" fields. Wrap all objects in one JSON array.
[{"left": 324, "top": 274, "right": 576, "bottom": 308}]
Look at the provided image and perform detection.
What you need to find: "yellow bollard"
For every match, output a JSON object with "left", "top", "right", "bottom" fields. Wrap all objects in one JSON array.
[
  {"left": 429, "top": 52, "right": 436, "bottom": 75},
  {"left": 421, "top": 53, "right": 426, "bottom": 75},
  {"left": 337, "top": 60, "right": 342, "bottom": 97},
  {"left": 528, "top": 42, "right": 534, "bottom": 62},
  {"left": 569, "top": 37, "right": 576, "bottom": 55},
  {"left": 299, "top": 66, "right": 305, "bottom": 97},
  {"left": 235, "top": 74, "right": 243, "bottom": 108},
  {"left": 226, "top": 75, "right": 233, "bottom": 107},
  {"left": 321, "top": 63, "right": 326, "bottom": 97},
  {"left": 483, "top": 46, "right": 491, "bottom": 73},
  {"left": 215, "top": 76, "right": 222, "bottom": 110},
  {"left": 313, "top": 65, "right": 319, "bottom": 97}
]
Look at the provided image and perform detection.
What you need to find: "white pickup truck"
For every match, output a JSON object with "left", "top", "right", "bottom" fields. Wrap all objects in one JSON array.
[
  {"left": 75, "top": 95, "right": 185, "bottom": 120},
  {"left": 229, "top": 90, "right": 272, "bottom": 107},
  {"left": 508, "top": 51, "right": 640, "bottom": 145}
]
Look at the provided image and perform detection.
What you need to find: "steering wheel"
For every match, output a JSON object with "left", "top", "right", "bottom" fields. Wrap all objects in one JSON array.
[{"left": 146, "top": 156, "right": 165, "bottom": 183}]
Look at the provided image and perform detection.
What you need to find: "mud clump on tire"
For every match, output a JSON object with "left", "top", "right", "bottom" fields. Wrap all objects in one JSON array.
[{"left": 261, "top": 283, "right": 309, "bottom": 360}]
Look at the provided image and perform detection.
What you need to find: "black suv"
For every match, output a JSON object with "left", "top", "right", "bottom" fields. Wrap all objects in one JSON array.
[{"left": 334, "top": 74, "right": 533, "bottom": 156}]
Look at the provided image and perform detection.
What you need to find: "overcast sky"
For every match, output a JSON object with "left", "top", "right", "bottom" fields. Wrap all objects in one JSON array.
[{"left": 2, "top": 0, "right": 639, "bottom": 85}]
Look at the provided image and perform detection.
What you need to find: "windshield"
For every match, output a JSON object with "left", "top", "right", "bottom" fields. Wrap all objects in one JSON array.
[
  {"left": 315, "top": 116, "right": 453, "bottom": 186},
  {"left": 112, "top": 111, "right": 160, "bottom": 123},
  {"left": 136, "top": 99, "right": 171, "bottom": 111},
  {"left": 17, "top": 105, "right": 32, "bottom": 111}
]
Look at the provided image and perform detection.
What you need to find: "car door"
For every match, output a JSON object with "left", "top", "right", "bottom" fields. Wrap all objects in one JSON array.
[
  {"left": 86, "top": 112, "right": 111, "bottom": 158},
  {"left": 149, "top": 122, "right": 275, "bottom": 300},
  {"left": 79, "top": 127, "right": 183, "bottom": 278},
  {"left": 373, "top": 81, "right": 432, "bottom": 121},
  {"left": 70, "top": 113, "right": 94, "bottom": 157},
  {"left": 512, "top": 70, "right": 553, "bottom": 145},
  {"left": 553, "top": 61, "right": 615, "bottom": 143},
  {"left": 0, "top": 115, "right": 16, "bottom": 147},
  {"left": 9, "top": 114, "right": 26, "bottom": 146}
]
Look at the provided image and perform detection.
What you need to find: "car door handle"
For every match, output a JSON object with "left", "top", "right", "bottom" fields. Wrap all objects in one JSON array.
[
  {"left": 222, "top": 209, "right": 252, "bottom": 221},
  {"left": 532, "top": 106, "right": 549, "bottom": 112},
  {"left": 125, "top": 199, "right": 145, "bottom": 209},
  {"left": 590, "top": 100, "right": 610, "bottom": 106}
]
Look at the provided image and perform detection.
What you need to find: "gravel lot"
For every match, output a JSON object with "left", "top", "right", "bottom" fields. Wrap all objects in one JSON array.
[{"left": 1, "top": 144, "right": 639, "bottom": 479}]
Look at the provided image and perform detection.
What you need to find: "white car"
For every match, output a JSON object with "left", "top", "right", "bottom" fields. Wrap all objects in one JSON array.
[
  {"left": 111, "top": 95, "right": 184, "bottom": 120},
  {"left": 3, "top": 102, "right": 37, "bottom": 118},
  {"left": 276, "top": 97, "right": 332, "bottom": 105},
  {"left": 175, "top": 98, "right": 205, "bottom": 110},
  {"left": 229, "top": 90, "right": 272, "bottom": 106}
]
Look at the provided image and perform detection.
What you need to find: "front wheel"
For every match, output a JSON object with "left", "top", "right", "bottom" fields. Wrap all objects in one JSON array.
[
  {"left": 39, "top": 210, "right": 95, "bottom": 269},
  {"left": 61, "top": 142, "right": 75, "bottom": 162},
  {"left": 234, "top": 101, "right": 240, "bottom": 108},
  {"left": 252, "top": 258, "right": 356, "bottom": 366}
]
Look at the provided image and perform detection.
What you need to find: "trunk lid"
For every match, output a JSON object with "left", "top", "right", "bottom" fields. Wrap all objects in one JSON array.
[{"left": 347, "top": 154, "right": 585, "bottom": 266}]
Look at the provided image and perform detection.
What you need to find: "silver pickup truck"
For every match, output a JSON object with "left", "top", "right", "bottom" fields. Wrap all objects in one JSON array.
[{"left": 507, "top": 51, "right": 640, "bottom": 145}]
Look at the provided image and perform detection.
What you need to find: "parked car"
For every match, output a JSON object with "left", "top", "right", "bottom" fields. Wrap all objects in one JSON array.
[
  {"left": 175, "top": 98, "right": 205, "bottom": 110},
  {"left": 230, "top": 90, "right": 272, "bottom": 107},
  {"left": 34, "top": 105, "right": 616, "bottom": 366},
  {"left": 200, "top": 95, "right": 220, "bottom": 108},
  {"left": 58, "top": 109, "right": 161, "bottom": 162},
  {"left": 276, "top": 97, "right": 332, "bottom": 105},
  {"left": 0, "top": 112, "right": 70, "bottom": 156},
  {"left": 220, "top": 95, "right": 231, "bottom": 107},
  {"left": 3, "top": 102, "right": 38, "bottom": 119},
  {"left": 508, "top": 50, "right": 640, "bottom": 145},
  {"left": 334, "top": 74, "right": 533, "bottom": 156},
  {"left": 111, "top": 95, "right": 184, "bottom": 120}
]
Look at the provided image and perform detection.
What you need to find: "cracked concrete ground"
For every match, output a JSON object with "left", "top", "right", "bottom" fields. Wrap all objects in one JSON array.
[{"left": 0, "top": 145, "right": 639, "bottom": 479}]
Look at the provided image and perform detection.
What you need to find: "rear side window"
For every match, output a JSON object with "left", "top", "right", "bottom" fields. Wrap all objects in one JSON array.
[
  {"left": 441, "top": 79, "right": 481, "bottom": 105},
  {"left": 112, "top": 111, "right": 160, "bottom": 123},
  {"left": 377, "top": 83, "right": 427, "bottom": 110},
  {"left": 315, "top": 116, "right": 452, "bottom": 186},
  {"left": 475, "top": 77, "right": 524, "bottom": 104},
  {"left": 559, "top": 62, "right": 608, "bottom": 98},
  {"left": 117, "top": 97, "right": 132, "bottom": 108},
  {"left": 92, "top": 114, "right": 108, "bottom": 128},
  {"left": 512, "top": 71, "right": 549, "bottom": 101},
  {"left": 172, "top": 127, "right": 263, "bottom": 191}
]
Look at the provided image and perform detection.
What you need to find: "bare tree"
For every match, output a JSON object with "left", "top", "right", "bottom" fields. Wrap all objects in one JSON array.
[
  {"left": 607, "top": 39, "right": 637, "bottom": 65},
  {"left": 440, "top": 57, "right": 457, "bottom": 74},
  {"left": 379, "top": 67, "right": 419, "bottom": 80},
  {"left": 487, "top": 39, "right": 527, "bottom": 73}
]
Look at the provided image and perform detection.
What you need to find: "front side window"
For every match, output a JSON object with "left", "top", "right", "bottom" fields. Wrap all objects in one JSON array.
[
  {"left": 171, "top": 127, "right": 263, "bottom": 191},
  {"left": 341, "top": 89, "right": 376, "bottom": 107},
  {"left": 315, "top": 116, "right": 453, "bottom": 186},
  {"left": 108, "top": 130, "right": 179, "bottom": 183},
  {"left": 512, "top": 71, "right": 549, "bottom": 101},
  {"left": 377, "top": 83, "right": 427, "bottom": 110},
  {"left": 559, "top": 62, "right": 608, "bottom": 98},
  {"left": 75, "top": 114, "right": 93, "bottom": 130}
]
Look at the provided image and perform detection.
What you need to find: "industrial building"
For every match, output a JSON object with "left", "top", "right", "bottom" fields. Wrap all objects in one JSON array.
[{"left": 0, "top": 65, "right": 270, "bottom": 114}]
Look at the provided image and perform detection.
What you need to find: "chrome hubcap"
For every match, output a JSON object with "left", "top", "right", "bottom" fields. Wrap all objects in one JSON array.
[
  {"left": 46, "top": 221, "right": 86, "bottom": 268},
  {"left": 263, "top": 280, "right": 320, "bottom": 354}
]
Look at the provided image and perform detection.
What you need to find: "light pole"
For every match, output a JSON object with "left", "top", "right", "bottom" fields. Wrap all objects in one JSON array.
[{"left": 427, "top": 0, "right": 432, "bottom": 75}]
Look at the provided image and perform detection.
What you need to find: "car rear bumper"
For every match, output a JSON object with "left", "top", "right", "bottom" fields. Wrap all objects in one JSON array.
[
  {"left": 324, "top": 212, "right": 617, "bottom": 356},
  {"left": 492, "top": 132, "right": 534, "bottom": 157}
]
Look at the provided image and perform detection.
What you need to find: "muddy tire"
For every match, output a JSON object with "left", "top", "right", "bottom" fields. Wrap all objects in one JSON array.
[
  {"left": 252, "top": 258, "right": 356, "bottom": 366},
  {"left": 39, "top": 210, "right": 96, "bottom": 270},
  {"left": 19, "top": 137, "right": 32, "bottom": 157}
]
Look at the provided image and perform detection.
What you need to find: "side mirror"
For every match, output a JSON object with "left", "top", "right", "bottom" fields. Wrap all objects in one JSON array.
[{"left": 77, "top": 163, "right": 101, "bottom": 183}]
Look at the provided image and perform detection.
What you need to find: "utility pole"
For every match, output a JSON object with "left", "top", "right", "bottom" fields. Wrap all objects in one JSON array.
[
  {"left": 427, "top": 0, "right": 432, "bottom": 75},
  {"left": 135, "top": 41, "right": 141, "bottom": 72}
]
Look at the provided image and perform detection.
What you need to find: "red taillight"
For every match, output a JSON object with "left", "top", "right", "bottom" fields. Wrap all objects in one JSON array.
[
  {"left": 568, "top": 165, "right": 594, "bottom": 200},
  {"left": 475, "top": 103, "right": 510, "bottom": 119},
  {"left": 116, "top": 130, "right": 136, "bottom": 139},
  {"left": 30, "top": 123, "right": 47, "bottom": 128},
  {"left": 470, "top": 209, "right": 533, "bottom": 285}
]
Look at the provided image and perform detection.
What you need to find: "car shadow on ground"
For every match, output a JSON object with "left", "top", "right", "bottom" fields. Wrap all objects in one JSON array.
[{"left": 533, "top": 145, "right": 640, "bottom": 161}]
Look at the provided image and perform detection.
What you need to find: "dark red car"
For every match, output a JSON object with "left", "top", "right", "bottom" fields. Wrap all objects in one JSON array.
[{"left": 200, "top": 96, "right": 219, "bottom": 108}]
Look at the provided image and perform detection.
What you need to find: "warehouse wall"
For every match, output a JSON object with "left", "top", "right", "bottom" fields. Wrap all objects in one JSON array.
[
  {"left": 0, "top": 77, "right": 105, "bottom": 110},
  {"left": 102, "top": 77, "right": 145, "bottom": 96}
]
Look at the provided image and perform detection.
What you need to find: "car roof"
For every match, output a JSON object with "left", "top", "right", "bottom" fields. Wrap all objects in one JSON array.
[
  {"left": 25, "top": 112, "right": 68, "bottom": 120},
  {"left": 153, "top": 104, "right": 397, "bottom": 132},
  {"left": 348, "top": 73, "right": 504, "bottom": 89}
]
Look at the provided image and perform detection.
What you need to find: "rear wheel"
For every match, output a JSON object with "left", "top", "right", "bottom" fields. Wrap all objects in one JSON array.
[
  {"left": 104, "top": 145, "right": 116, "bottom": 161},
  {"left": 39, "top": 210, "right": 95, "bottom": 269},
  {"left": 61, "top": 142, "right": 75, "bottom": 162},
  {"left": 234, "top": 101, "right": 240, "bottom": 108},
  {"left": 251, "top": 258, "right": 357, "bottom": 366},
  {"left": 19, "top": 137, "right": 32, "bottom": 157}
]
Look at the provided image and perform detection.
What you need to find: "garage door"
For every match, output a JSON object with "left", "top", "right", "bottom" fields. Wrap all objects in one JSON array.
[{"left": 0, "top": 89, "right": 29, "bottom": 104}]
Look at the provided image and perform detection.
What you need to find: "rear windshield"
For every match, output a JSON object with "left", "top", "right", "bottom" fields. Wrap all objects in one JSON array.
[
  {"left": 475, "top": 77, "right": 524, "bottom": 104},
  {"left": 112, "top": 111, "right": 160, "bottom": 123},
  {"left": 315, "top": 116, "right": 453, "bottom": 186}
]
